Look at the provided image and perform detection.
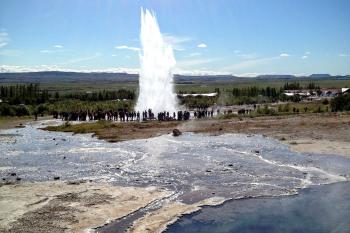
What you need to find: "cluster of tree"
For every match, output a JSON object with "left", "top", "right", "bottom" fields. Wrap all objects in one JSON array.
[
  {"left": 0, "top": 84, "right": 50, "bottom": 105},
  {"left": 46, "top": 100, "right": 133, "bottom": 114},
  {"left": 0, "top": 104, "right": 30, "bottom": 116},
  {"left": 232, "top": 86, "right": 280, "bottom": 98},
  {"left": 179, "top": 96, "right": 217, "bottom": 109},
  {"left": 228, "top": 82, "right": 324, "bottom": 105},
  {"left": 62, "top": 89, "right": 135, "bottom": 101},
  {"left": 331, "top": 93, "right": 350, "bottom": 111},
  {"left": 0, "top": 84, "right": 135, "bottom": 117},
  {"left": 283, "top": 82, "right": 320, "bottom": 90}
]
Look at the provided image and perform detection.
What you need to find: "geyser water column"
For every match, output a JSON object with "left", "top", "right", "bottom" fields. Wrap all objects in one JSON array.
[{"left": 135, "top": 8, "right": 178, "bottom": 115}]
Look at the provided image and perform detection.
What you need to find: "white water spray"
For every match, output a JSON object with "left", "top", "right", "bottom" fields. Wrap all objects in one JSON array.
[{"left": 135, "top": 8, "right": 178, "bottom": 114}]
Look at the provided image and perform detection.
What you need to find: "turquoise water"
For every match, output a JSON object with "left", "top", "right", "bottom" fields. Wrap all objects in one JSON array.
[{"left": 166, "top": 182, "right": 350, "bottom": 233}]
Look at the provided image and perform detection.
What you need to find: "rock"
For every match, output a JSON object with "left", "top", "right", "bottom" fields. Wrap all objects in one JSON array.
[
  {"left": 67, "top": 180, "right": 86, "bottom": 185},
  {"left": 54, "top": 176, "right": 60, "bottom": 180},
  {"left": 280, "top": 137, "right": 286, "bottom": 141},
  {"left": 5, "top": 181, "right": 16, "bottom": 185},
  {"left": 172, "top": 129, "right": 182, "bottom": 137},
  {"left": 219, "top": 128, "right": 223, "bottom": 131}
]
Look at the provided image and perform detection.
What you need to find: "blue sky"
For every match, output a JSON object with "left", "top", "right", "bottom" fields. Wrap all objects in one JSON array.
[{"left": 0, "top": 0, "right": 349, "bottom": 76}]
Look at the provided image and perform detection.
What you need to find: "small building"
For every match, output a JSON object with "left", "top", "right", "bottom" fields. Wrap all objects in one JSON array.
[
  {"left": 283, "top": 90, "right": 311, "bottom": 97},
  {"left": 320, "top": 89, "right": 342, "bottom": 97},
  {"left": 342, "top": 88, "right": 350, "bottom": 94},
  {"left": 178, "top": 93, "right": 218, "bottom": 97}
]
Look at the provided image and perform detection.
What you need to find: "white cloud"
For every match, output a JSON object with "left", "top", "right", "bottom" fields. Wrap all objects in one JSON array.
[
  {"left": 305, "top": 51, "right": 311, "bottom": 55},
  {"left": 115, "top": 45, "right": 140, "bottom": 52},
  {"left": 302, "top": 55, "right": 308, "bottom": 59},
  {"left": 53, "top": 45, "right": 63, "bottom": 48},
  {"left": 280, "top": 53, "right": 290, "bottom": 57},
  {"left": 235, "top": 72, "right": 262, "bottom": 77},
  {"left": 0, "top": 32, "right": 10, "bottom": 48},
  {"left": 0, "top": 65, "right": 139, "bottom": 74},
  {"left": 197, "top": 43, "right": 207, "bottom": 48},
  {"left": 163, "top": 34, "right": 192, "bottom": 51},
  {"left": 173, "top": 67, "right": 230, "bottom": 76},
  {"left": 339, "top": 53, "right": 350, "bottom": 57},
  {"left": 0, "top": 65, "right": 230, "bottom": 76},
  {"left": 111, "top": 54, "right": 117, "bottom": 57}
]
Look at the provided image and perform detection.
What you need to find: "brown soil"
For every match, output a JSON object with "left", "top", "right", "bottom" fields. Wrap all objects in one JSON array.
[{"left": 0, "top": 116, "right": 52, "bottom": 130}]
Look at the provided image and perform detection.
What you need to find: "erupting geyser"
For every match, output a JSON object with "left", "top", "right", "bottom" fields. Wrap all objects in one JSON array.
[{"left": 135, "top": 8, "right": 178, "bottom": 114}]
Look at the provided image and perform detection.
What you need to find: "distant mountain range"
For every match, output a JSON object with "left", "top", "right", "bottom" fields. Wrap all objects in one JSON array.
[{"left": 0, "top": 71, "right": 349, "bottom": 84}]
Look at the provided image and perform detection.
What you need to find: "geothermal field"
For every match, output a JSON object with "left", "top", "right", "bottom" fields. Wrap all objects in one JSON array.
[
  {"left": 1, "top": 2, "right": 350, "bottom": 233},
  {"left": 1, "top": 119, "right": 350, "bottom": 232}
]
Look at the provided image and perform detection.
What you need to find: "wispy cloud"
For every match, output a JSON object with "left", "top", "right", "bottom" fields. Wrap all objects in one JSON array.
[
  {"left": 197, "top": 43, "right": 207, "bottom": 48},
  {"left": 0, "top": 49, "right": 20, "bottom": 56},
  {"left": 339, "top": 53, "right": 350, "bottom": 57},
  {"left": 40, "top": 50, "right": 54, "bottom": 53},
  {"left": 0, "top": 31, "right": 10, "bottom": 48},
  {"left": 115, "top": 45, "right": 140, "bottom": 52},
  {"left": 163, "top": 34, "right": 192, "bottom": 51},
  {"left": 305, "top": 51, "right": 311, "bottom": 55},
  {"left": 188, "top": 52, "right": 201, "bottom": 57},
  {"left": 111, "top": 54, "right": 117, "bottom": 57},
  {"left": 66, "top": 53, "right": 102, "bottom": 64},
  {"left": 40, "top": 45, "right": 64, "bottom": 53},
  {"left": 222, "top": 56, "right": 280, "bottom": 71},
  {"left": 233, "top": 50, "right": 258, "bottom": 59},
  {"left": 237, "top": 53, "right": 259, "bottom": 60},
  {"left": 177, "top": 57, "right": 220, "bottom": 68},
  {"left": 302, "top": 55, "right": 308, "bottom": 59},
  {"left": 280, "top": 53, "right": 290, "bottom": 57}
]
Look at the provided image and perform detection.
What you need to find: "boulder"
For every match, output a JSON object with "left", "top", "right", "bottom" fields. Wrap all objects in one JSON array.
[{"left": 172, "top": 129, "right": 182, "bottom": 137}]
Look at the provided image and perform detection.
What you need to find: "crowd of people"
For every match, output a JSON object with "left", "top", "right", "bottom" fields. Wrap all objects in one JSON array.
[{"left": 52, "top": 108, "right": 218, "bottom": 122}]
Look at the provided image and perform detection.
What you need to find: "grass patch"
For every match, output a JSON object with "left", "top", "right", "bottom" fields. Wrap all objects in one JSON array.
[{"left": 45, "top": 120, "right": 117, "bottom": 134}]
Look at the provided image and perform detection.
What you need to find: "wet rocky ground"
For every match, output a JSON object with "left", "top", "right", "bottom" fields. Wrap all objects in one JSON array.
[{"left": 1, "top": 119, "right": 350, "bottom": 232}]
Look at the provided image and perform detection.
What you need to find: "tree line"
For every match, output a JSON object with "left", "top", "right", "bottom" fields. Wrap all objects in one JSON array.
[
  {"left": 0, "top": 84, "right": 49, "bottom": 105},
  {"left": 0, "top": 84, "right": 135, "bottom": 116}
]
